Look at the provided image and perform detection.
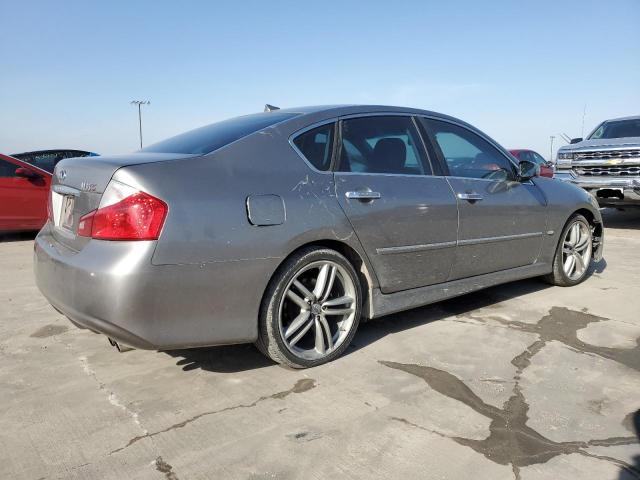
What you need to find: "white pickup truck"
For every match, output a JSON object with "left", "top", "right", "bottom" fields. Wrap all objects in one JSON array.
[{"left": 554, "top": 115, "right": 640, "bottom": 208}]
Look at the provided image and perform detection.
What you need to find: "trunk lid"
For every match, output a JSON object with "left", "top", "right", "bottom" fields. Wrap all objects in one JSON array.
[{"left": 50, "top": 152, "right": 196, "bottom": 251}]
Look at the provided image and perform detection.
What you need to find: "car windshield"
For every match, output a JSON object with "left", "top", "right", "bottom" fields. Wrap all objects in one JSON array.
[
  {"left": 141, "top": 111, "right": 300, "bottom": 155},
  {"left": 588, "top": 119, "right": 640, "bottom": 140}
]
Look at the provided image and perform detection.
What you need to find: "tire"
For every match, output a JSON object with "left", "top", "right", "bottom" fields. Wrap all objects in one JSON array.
[
  {"left": 256, "top": 247, "right": 362, "bottom": 368},
  {"left": 543, "top": 214, "right": 593, "bottom": 287}
]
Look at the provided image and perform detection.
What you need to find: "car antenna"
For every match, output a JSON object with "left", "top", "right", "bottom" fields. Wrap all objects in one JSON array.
[{"left": 264, "top": 104, "right": 280, "bottom": 112}]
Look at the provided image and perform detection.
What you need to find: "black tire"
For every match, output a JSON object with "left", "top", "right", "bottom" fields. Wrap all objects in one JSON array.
[
  {"left": 255, "top": 247, "right": 362, "bottom": 368},
  {"left": 543, "top": 214, "right": 592, "bottom": 287}
]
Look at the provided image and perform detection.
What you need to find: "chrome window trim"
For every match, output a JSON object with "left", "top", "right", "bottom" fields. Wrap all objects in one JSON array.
[
  {"left": 334, "top": 171, "right": 446, "bottom": 179},
  {"left": 445, "top": 174, "right": 535, "bottom": 186},
  {"left": 288, "top": 119, "right": 338, "bottom": 174}
]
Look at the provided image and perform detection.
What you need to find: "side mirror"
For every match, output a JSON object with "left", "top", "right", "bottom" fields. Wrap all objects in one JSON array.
[
  {"left": 570, "top": 137, "right": 583, "bottom": 144},
  {"left": 518, "top": 160, "right": 539, "bottom": 181},
  {"left": 15, "top": 167, "right": 41, "bottom": 179}
]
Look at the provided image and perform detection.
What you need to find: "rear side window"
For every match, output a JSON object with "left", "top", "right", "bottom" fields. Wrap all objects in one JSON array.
[
  {"left": 142, "top": 112, "right": 300, "bottom": 155},
  {"left": 0, "top": 159, "right": 18, "bottom": 177},
  {"left": 292, "top": 123, "right": 335, "bottom": 171},
  {"left": 337, "top": 116, "right": 431, "bottom": 175}
]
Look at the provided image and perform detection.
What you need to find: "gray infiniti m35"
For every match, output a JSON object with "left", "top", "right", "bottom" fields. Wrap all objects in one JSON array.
[{"left": 34, "top": 105, "right": 604, "bottom": 368}]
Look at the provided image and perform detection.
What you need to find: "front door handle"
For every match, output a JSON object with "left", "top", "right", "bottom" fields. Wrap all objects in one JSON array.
[
  {"left": 345, "top": 191, "right": 382, "bottom": 201},
  {"left": 457, "top": 192, "right": 483, "bottom": 202}
]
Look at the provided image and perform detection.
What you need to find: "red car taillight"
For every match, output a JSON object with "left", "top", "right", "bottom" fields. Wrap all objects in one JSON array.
[{"left": 78, "top": 191, "right": 168, "bottom": 241}]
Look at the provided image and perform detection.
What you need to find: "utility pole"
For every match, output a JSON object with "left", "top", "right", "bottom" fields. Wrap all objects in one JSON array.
[
  {"left": 130, "top": 100, "right": 150, "bottom": 149},
  {"left": 549, "top": 135, "right": 555, "bottom": 162}
]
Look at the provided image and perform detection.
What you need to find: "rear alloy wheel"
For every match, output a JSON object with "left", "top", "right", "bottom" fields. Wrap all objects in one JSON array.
[
  {"left": 544, "top": 214, "right": 593, "bottom": 286},
  {"left": 256, "top": 248, "right": 362, "bottom": 368}
]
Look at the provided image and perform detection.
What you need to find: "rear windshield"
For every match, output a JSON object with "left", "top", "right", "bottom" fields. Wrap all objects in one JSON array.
[{"left": 141, "top": 112, "right": 300, "bottom": 154}]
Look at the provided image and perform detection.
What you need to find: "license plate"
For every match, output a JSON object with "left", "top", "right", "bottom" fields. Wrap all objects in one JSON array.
[
  {"left": 597, "top": 187, "right": 623, "bottom": 196},
  {"left": 60, "top": 195, "right": 75, "bottom": 230}
]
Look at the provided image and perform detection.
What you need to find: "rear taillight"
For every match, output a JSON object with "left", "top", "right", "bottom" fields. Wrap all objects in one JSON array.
[{"left": 78, "top": 182, "right": 167, "bottom": 240}]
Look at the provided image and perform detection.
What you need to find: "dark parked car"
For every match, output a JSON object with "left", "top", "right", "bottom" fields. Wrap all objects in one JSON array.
[
  {"left": 12, "top": 149, "right": 98, "bottom": 174},
  {"left": 34, "top": 105, "right": 604, "bottom": 368},
  {"left": 0, "top": 153, "right": 51, "bottom": 232},
  {"left": 509, "top": 149, "right": 554, "bottom": 178}
]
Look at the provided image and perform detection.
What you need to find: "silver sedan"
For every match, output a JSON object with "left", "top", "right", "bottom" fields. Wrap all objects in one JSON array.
[{"left": 34, "top": 105, "right": 604, "bottom": 368}]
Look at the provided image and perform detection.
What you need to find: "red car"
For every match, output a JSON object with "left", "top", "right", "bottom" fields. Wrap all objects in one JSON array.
[
  {"left": 509, "top": 149, "right": 554, "bottom": 178},
  {"left": 0, "top": 153, "right": 51, "bottom": 232}
]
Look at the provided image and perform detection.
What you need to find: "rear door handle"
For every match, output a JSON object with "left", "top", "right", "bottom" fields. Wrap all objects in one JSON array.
[
  {"left": 345, "top": 191, "right": 382, "bottom": 201},
  {"left": 457, "top": 192, "right": 483, "bottom": 202}
]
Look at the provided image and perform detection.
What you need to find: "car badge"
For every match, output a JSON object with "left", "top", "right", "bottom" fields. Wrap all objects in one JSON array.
[
  {"left": 607, "top": 159, "right": 622, "bottom": 165},
  {"left": 80, "top": 181, "right": 97, "bottom": 192},
  {"left": 57, "top": 169, "right": 67, "bottom": 181}
]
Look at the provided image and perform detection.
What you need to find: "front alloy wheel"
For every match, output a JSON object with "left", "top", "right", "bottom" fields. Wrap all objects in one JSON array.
[
  {"left": 544, "top": 214, "right": 593, "bottom": 287},
  {"left": 257, "top": 248, "right": 362, "bottom": 368},
  {"left": 561, "top": 220, "right": 592, "bottom": 281}
]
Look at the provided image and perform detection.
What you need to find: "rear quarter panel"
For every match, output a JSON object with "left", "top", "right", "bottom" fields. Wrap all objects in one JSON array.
[{"left": 112, "top": 124, "right": 373, "bottom": 274}]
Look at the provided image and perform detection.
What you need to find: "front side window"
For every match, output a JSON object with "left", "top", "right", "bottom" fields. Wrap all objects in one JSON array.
[
  {"left": 292, "top": 123, "right": 335, "bottom": 171},
  {"left": 337, "top": 116, "right": 431, "bottom": 175},
  {"left": 423, "top": 119, "right": 515, "bottom": 181}
]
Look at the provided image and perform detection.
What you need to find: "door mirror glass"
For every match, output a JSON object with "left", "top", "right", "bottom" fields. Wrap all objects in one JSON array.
[
  {"left": 518, "top": 160, "right": 539, "bottom": 180},
  {"left": 570, "top": 137, "right": 583, "bottom": 144}
]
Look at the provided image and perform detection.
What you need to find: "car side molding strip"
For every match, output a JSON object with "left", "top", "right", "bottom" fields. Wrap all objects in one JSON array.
[
  {"left": 376, "top": 232, "right": 543, "bottom": 256},
  {"left": 458, "top": 231, "right": 544, "bottom": 246},
  {"left": 376, "top": 241, "right": 457, "bottom": 255}
]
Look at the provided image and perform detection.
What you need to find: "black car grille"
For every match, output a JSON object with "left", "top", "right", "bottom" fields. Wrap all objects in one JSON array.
[
  {"left": 573, "top": 164, "right": 640, "bottom": 176},
  {"left": 574, "top": 149, "right": 640, "bottom": 160}
]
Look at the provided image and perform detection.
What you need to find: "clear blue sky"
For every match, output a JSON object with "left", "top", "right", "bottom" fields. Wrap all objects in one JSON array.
[{"left": 1, "top": 0, "right": 638, "bottom": 160}]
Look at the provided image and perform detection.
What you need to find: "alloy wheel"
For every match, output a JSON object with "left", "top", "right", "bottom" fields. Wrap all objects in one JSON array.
[
  {"left": 562, "top": 221, "right": 592, "bottom": 281},
  {"left": 278, "top": 261, "right": 357, "bottom": 361}
]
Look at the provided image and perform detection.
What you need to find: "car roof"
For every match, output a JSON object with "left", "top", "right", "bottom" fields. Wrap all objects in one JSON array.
[
  {"left": 12, "top": 149, "right": 96, "bottom": 156},
  {"left": 277, "top": 104, "right": 459, "bottom": 120},
  {"left": 272, "top": 104, "right": 476, "bottom": 134},
  {"left": 602, "top": 115, "right": 640, "bottom": 122}
]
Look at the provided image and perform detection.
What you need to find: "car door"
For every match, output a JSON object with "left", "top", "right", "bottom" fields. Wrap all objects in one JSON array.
[
  {"left": 333, "top": 115, "right": 459, "bottom": 293},
  {"left": 0, "top": 156, "right": 50, "bottom": 231},
  {"left": 420, "top": 118, "right": 548, "bottom": 280}
]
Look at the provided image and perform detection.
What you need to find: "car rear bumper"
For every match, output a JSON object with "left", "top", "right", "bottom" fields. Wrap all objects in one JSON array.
[
  {"left": 554, "top": 172, "right": 640, "bottom": 206},
  {"left": 34, "top": 223, "right": 279, "bottom": 350}
]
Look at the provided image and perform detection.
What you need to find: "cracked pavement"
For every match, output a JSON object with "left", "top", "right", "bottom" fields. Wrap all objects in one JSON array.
[{"left": 1, "top": 209, "right": 639, "bottom": 479}]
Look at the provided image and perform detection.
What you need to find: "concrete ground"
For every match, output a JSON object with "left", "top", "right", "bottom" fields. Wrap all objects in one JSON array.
[{"left": 1, "top": 209, "right": 639, "bottom": 480}]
